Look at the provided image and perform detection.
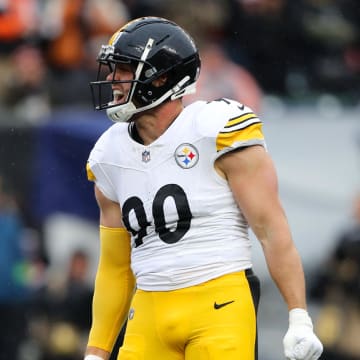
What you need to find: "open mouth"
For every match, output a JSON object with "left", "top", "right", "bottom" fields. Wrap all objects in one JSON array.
[{"left": 111, "top": 89, "right": 126, "bottom": 105}]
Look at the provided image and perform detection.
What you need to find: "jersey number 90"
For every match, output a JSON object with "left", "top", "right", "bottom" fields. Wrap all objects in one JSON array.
[{"left": 122, "top": 184, "right": 192, "bottom": 247}]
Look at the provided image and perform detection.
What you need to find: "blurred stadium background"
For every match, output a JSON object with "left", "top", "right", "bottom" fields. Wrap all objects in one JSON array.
[{"left": 0, "top": 1, "right": 359, "bottom": 360}]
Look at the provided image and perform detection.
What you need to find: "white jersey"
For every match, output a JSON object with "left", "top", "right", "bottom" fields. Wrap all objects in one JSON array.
[{"left": 87, "top": 98, "right": 266, "bottom": 291}]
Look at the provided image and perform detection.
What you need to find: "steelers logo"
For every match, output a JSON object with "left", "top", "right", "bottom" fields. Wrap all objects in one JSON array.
[{"left": 174, "top": 143, "right": 199, "bottom": 169}]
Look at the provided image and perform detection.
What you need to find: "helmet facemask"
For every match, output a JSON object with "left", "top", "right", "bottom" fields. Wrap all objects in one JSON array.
[
  {"left": 90, "top": 39, "right": 153, "bottom": 122},
  {"left": 90, "top": 39, "right": 195, "bottom": 123}
]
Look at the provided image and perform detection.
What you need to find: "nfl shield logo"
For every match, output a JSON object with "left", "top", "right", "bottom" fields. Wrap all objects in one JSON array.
[{"left": 142, "top": 150, "right": 151, "bottom": 163}]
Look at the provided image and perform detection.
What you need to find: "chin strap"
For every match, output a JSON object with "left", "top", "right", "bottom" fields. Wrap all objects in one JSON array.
[
  {"left": 107, "top": 75, "right": 193, "bottom": 123},
  {"left": 171, "top": 80, "right": 197, "bottom": 100}
]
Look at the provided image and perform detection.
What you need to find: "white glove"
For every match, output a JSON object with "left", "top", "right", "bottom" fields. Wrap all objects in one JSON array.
[{"left": 283, "top": 308, "right": 323, "bottom": 360}]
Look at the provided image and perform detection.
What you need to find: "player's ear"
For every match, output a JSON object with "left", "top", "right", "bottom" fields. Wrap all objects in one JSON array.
[{"left": 152, "top": 74, "right": 167, "bottom": 87}]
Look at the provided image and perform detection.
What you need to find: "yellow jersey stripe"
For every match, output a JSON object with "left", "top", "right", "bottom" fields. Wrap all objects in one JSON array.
[
  {"left": 216, "top": 122, "right": 264, "bottom": 152},
  {"left": 220, "top": 118, "right": 261, "bottom": 134},
  {"left": 225, "top": 112, "right": 257, "bottom": 127}
]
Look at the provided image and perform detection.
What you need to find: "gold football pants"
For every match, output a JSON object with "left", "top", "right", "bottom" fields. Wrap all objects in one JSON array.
[{"left": 117, "top": 269, "right": 260, "bottom": 360}]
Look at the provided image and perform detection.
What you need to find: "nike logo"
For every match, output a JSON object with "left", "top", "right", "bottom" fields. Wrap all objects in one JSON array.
[{"left": 214, "top": 300, "right": 235, "bottom": 309}]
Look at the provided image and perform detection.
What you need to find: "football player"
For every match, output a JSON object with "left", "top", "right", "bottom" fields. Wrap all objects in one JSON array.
[{"left": 84, "top": 16, "right": 323, "bottom": 360}]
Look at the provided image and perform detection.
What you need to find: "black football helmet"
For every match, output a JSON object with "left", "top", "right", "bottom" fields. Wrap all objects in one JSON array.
[{"left": 90, "top": 17, "right": 201, "bottom": 122}]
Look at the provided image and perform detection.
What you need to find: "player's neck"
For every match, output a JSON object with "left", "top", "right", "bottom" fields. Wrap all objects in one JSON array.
[{"left": 134, "top": 100, "right": 184, "bottom": 145}]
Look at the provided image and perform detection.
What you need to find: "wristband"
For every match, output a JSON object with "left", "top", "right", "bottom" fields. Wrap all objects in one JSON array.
[{"left": 85, "top": 355, "right": 104, "bottom": 360}]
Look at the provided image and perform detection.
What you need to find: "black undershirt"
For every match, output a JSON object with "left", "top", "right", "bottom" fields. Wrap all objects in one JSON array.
[{"left": 128, "top": 122, "right": 144, "bottom": 144}]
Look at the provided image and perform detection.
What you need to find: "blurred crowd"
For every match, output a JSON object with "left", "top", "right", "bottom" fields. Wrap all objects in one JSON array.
[
  {"left": 0, "top": 1, "right": 360, "bottom": 360},
  {"left": 0, "top": 0, "right": 359, "bottom": 125},
  {"left": 0, "top": 175, "right": 93, "bottom": 360},
  {"left": 310, "top": 194, "right": 360, "bottom": 360}
]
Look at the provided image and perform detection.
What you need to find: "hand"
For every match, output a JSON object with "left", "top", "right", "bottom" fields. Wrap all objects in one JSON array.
[{"left": 283, "top": 308, "right": 323, "bottom": 360}]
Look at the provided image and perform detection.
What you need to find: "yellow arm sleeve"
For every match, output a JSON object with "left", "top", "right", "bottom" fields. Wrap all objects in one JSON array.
[{"left": 88, "top": 226, "right": 135, "bottom": 352}]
